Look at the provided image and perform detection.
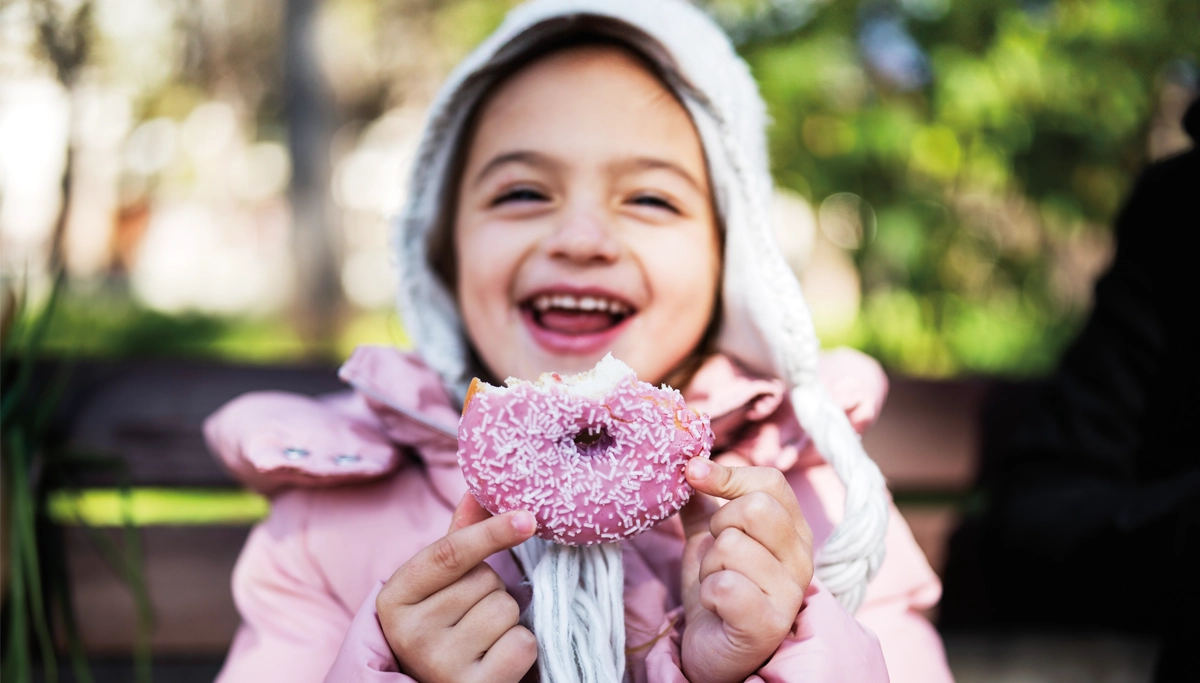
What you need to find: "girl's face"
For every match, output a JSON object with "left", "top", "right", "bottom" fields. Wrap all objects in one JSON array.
[{"left": 454, "top": 45, "right": 720, "bottom": 385}]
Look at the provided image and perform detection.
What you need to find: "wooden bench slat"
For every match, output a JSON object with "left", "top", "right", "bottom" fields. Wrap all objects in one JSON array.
[
  {"left": 47, "top": 360, "right": 344, "bottom": 487},
  {"left": 64, "top": 526, "right": 249, "bottom": 655}
]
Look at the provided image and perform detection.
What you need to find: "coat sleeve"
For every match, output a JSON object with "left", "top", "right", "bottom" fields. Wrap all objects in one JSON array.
[
  {"left": 216, "top": 491, "right": 394, "bottom": 682},
  {"left": 818, "top": 347, "right": 889, "bottom": 435},
  {"left": 203, "top": 391, "right": 400, "bottom": 495},
  {"left": 643, "top": 580, "right": 890, "bottom": 683},
  {"left": 853, "top": 502, "right": 953, "bottom": 683},
  {"left": 323, "top": 583, "right": 418, "bottom": 682}
]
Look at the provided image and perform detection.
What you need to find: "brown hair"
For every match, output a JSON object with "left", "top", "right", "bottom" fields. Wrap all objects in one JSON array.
[{"left": 428, "top": 16, "right": 724, "bottom": 390}]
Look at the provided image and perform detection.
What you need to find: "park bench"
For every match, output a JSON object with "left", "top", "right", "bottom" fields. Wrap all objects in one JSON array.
[{"left": 38, "top": 357, "right": 1157, "bottom": 681}]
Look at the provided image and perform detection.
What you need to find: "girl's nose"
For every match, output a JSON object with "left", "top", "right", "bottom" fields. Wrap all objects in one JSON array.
[{"left": 543, "top": 208, "right": 621, "bottom": 265}]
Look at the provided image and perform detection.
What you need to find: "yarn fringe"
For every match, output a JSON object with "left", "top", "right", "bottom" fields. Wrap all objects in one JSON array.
[{"left": 512, "top": 538, "right": 627, "bottom": 683}]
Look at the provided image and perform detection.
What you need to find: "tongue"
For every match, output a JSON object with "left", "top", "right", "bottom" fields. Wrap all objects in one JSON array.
[{"left": 537, "top": 310, "right": 618, "bottom": 334}]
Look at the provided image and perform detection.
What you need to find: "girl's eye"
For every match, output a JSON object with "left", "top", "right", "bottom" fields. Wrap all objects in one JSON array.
[
  {"left": 492, "top": 187, "right": 548, "bottom": 206},
  {"left": 629, "top": 194, "right": 679, "bottom": 214}
]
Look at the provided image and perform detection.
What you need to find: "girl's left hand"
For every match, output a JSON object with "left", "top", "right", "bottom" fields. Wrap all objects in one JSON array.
[{"left": 678, "top": 459, "right": 815, "bottom": 683}]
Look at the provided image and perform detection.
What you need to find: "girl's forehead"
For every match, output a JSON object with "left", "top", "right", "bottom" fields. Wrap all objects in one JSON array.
[{"left": 466, "top": 44, "right": 707, "bottom": 178}]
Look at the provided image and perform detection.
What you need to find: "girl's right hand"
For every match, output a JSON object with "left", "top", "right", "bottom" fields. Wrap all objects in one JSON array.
[{"left": 376, "top": 494, "right": 539, "bottom": 683}]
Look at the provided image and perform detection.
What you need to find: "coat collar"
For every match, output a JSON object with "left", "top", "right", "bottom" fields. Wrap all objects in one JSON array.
[{"left": 341, "top": 346, "right": 790, "bottom": 449}]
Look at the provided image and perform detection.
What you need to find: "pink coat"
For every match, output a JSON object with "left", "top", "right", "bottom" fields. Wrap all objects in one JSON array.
[{"left": 204, "top": 346, "right": 952, "bottom": 682}]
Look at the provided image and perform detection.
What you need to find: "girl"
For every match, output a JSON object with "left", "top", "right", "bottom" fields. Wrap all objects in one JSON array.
[{"left": 205, "top": 1, "right": 953, "bottom": 681}]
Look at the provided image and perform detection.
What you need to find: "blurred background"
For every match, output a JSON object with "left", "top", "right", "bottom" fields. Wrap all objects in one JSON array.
[
  {"left": 1, "top": 0, "right": 1197, "bottom": 681},
  {"left": 3, "top": 0, "right": 1196, "bottom": 374}
]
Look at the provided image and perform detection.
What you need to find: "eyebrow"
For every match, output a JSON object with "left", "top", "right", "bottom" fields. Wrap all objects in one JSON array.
[
  {"left": 470, "top": 150, "right": 560, "bottom": 189},
  {"left": 469, "top": 150, "right": 707, "bottom": 195},
  {"left": 618, "top": 157, "right": 707, "bottom": 195}
]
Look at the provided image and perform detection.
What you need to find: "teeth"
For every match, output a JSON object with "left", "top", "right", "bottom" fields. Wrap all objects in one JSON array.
[{"left": 529, "top": 293, "right": 631, "bottom": 315}]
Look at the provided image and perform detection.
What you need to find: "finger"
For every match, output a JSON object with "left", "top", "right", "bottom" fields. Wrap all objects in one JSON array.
[
  {"left": 678, "top": 488, "right": 720, "bottom": 540},
  {"left": 699, "top": 570, "right": 786, "bottom": 640},
  {"left": 453, "top": 589, "right": 523, "bottom": 659},
  {"left": 412, "top": 563, "right": 506, "bottom": 629},
  {"left": 476, "top": 625, "right": 538, "bottom": 683},
  {"left": 680, "top": 528, "right": 713, "bottom": 613},
  {"left": 710, "top": 492, "right": 813, "bottom": 584},
  {"left": 390, "top": 509, "right": 536, "bottom": 603},
  {"left": 449, "top": 492, "right": 493, "bottom": 533},
  {"left": 686, "top": 459, "right": 806, "bottom": 529},
  {"left": 679, "top": 489, "right": 719, "bottom": 602},
  {"left": 699, "top": 527, "right": 802, "bottom": 607}
]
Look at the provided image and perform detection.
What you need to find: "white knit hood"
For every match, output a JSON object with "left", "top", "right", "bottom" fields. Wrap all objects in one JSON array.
[{"left": 393, "top": 0, "right": 887, "bottom": 615}]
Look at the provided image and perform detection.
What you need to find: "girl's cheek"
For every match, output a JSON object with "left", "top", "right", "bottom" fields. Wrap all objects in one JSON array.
[
  {"left": 458, "top": 222, "right": 529, "bottom": 318},
  {"left": 641, "top": 227, "right": 718, "bottom": 293}
]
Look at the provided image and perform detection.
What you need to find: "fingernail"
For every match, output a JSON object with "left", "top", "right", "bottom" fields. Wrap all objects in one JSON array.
[
  {"left": 511, "top": 511, "right": 536, "bottom": 535},
  {"left": 688, "top": 458, "right": 711, "bottom": 480}
]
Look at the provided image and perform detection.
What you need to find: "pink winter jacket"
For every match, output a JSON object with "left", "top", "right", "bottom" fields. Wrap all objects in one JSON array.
[{"left": 204, "top": 346, "right": 952, "bottom": 683}]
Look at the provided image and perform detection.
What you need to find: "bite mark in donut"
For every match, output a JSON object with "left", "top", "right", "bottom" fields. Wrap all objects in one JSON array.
[{"left": 457, "top": 354, "right": 714, "bottom": 545}]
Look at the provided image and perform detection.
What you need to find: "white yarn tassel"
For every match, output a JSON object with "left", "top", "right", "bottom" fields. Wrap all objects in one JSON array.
[
  {"left": 790, "top": 385, "right": 889, "bottom": 613},
  {"left": 511, "top": 537, "right": 627, "bottom": 683}
]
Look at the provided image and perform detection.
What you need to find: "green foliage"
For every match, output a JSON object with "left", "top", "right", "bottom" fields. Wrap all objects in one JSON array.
[
  {"left": 36, "top": 287, "right": 311, "bottom": 363},
  {"left": 31, "top": 286, "right": 410, "bottom": 364},
  {"left": 737, "top": 0, "right": 1197, "bottom": 376}
]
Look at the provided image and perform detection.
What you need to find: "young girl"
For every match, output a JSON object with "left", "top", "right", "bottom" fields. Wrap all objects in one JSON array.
[{"left": 204, "top": 1, "right": 952, "bottom": 681}]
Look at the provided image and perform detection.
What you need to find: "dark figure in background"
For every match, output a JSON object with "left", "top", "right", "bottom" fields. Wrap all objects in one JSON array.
[{"left": 941, "top": 97, "right": 1200, "bottom": 682}]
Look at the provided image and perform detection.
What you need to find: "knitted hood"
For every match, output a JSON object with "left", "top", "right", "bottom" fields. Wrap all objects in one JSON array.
[{"left": 393, "top": 0, "right": 887, "bottom": 613}]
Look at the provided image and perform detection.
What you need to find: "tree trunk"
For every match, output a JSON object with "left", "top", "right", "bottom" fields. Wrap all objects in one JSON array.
[{"left": 285, "top": 0, "right": 341, "bottom": 356}]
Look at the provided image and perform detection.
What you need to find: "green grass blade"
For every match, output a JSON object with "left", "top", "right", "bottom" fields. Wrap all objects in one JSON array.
[
  {"left": 65, "top": 486, "right": 156, "bottom": 682},
  {"left": 118, "top": 485, "right": 154, "bottom": 683},
  {"left": 3, "top": 433, "right": 31, "bottom": 683},
  {"left": 1, "top": 270, "right": 65, "bottom": 424},
  {"left": 46, "top": 519, "right": 95, "bottom": 683},
  {"left": 12, "top": 439, "right": 59, "bottom": 681},
  {"left": 0, "top": 266, "right": 31, "bottom": 366}
]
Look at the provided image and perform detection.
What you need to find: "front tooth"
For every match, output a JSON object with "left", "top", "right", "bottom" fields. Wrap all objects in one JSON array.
[
  {"left": 580, "top": 296, "right": 598, "bottom": 311},
  {"left": 594, "top": 298, "right": 610, "bottom": 312},
  {"left": 535, "top": 295, "right": 552, "bottom": 311},
  {"left": 561, "top": 294, "right": 580, "bottom": 309}
]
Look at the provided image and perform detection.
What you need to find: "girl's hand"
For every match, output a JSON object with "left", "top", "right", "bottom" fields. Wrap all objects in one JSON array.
[
  {"left": 678, "top": 459, "right": 815, "bottom": 683},
  {"left": 376, "top": 494, "right": 539, "bottom": 683}
]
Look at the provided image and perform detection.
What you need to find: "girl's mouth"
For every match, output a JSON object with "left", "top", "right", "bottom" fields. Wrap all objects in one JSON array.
[{"left": 519, "top": 291, "right": 637, "bottom": 355}]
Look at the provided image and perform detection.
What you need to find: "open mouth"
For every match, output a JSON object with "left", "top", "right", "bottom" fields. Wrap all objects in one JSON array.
[
  {"left": 520, "top": 292, "right": 636, "bottom": 335},
  {"left": 518, "top": 290, "right": 638, "bottom": 355}
]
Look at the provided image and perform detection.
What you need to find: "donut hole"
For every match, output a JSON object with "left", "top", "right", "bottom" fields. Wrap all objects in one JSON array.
[{"left": 571, "top": 425, "right": 615, "bottom": 457}]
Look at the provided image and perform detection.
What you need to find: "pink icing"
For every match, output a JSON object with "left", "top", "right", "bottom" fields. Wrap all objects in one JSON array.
[{"left": 457, "top": 375, "right": 714, "bottom": 545}]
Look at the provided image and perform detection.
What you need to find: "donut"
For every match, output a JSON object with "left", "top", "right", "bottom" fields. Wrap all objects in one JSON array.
[{"left": 457, "top": 354, "right": 714, "bottom": 545}]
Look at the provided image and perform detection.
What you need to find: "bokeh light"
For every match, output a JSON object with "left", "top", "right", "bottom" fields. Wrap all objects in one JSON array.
[{"left": 0, "top": 0, "right": 1195, "bottom": 376}]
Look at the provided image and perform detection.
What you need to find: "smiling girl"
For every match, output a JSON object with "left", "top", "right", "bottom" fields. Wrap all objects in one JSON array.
[{"left": 204, "top": 2, "right": 953, "bottom": 681}]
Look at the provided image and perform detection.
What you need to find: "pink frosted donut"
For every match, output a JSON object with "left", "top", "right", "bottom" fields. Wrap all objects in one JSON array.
[{"left": 457, "top": 354, "right": 714, "bottom": 545}]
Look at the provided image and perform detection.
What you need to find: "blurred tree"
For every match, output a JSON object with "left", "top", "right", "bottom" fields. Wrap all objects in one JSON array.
[
  {"left": 15, "top": 0, "right": 1196, "bottom": 378},
  {"left": 29, "top": 0, "right": 93, "bottom": 274},
  {"left": 286, "top": 0, "right": 342, "bottom": 354},
  {"left": 712, "top": 0, "right": 1200, "bottom": 377}
]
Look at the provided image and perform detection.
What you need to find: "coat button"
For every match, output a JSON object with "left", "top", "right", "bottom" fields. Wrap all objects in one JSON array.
[{"left": 283, "top": 447, "right": 310, "bottom": 460}]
